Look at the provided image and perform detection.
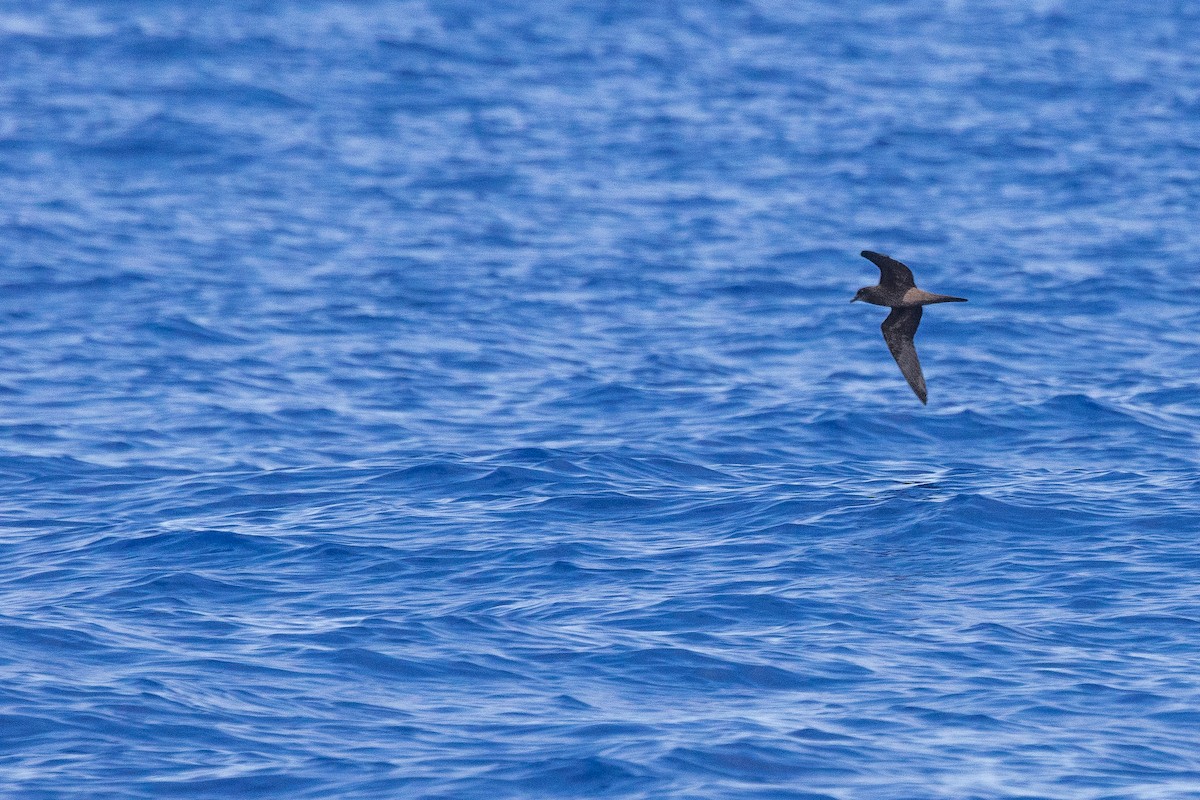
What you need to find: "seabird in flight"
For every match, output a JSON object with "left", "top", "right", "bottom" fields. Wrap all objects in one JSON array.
[{"left": 852, "top": 251, "right": 967, "bottom": 404}]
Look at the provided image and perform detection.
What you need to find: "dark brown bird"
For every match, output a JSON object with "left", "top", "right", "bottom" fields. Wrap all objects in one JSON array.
[{"left": 852, "top": 251, "right": 966, "bottom": 404}]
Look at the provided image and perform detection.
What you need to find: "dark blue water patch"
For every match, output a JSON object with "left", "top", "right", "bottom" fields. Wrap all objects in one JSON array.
[{"left": 662, "top": 740, "right": 859, "bottom": 782}]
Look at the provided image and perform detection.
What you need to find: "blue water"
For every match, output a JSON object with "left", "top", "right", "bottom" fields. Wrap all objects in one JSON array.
[{"left": 4, "top": 1, "right": 1200, "bottom": 797}]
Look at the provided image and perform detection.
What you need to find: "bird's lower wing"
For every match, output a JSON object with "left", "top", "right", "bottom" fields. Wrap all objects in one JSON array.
[{"left": 881, "top": 307, "right": 927, "bottom": 404}]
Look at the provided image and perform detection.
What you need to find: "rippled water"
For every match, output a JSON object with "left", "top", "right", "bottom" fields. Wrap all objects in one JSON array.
[{"left": 4, "top": 1, "right": 1200, "bottom": 797}]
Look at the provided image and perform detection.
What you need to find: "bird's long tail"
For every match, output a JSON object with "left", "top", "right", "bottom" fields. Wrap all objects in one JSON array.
[{"left": 925, "top": 293, "right": 967, "bottom": 304}]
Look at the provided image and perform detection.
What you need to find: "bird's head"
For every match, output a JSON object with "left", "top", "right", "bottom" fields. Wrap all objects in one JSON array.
[{"left": 851, "top": 287, "right": 872, "bottom": 303}]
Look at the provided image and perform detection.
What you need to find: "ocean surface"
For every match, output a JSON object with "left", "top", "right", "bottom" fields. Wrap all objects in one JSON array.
[{"left": 3, "top": 1, "right": 1200, "bottom": 798}]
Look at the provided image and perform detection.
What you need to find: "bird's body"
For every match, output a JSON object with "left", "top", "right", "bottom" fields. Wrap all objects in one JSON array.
[
  {"left": 852, "top": 251, "right": 966, "bottom": 404},
  {"left": 853, "top": 285, "right": 967, "bottom": 308}
]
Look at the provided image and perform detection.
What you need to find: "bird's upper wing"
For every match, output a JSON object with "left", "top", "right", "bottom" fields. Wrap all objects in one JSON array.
[
  {"left": 861, "top": 251, "right": 916, "bottom": 291},
  {"left": 881, "top": 306, "right": 927, "bottom": 404}
]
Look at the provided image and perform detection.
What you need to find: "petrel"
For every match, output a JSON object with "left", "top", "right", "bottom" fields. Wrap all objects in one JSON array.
[{"left": 852, "top": 250, "right": 966, "bottom": 404}]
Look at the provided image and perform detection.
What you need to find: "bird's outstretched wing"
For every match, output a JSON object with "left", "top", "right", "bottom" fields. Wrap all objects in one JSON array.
[
  {"left": 881, "top": 306, "right": 926, "bottom": 404},
  {"left": 861, "top": 251, "right": 915, "bottom": 291}
]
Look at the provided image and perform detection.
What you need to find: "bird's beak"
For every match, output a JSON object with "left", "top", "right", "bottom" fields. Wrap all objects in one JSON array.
[{"left": 850, "top": 297, "right": 858, "bottom": 303}]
